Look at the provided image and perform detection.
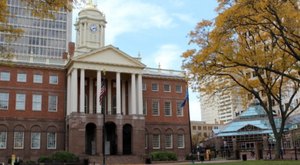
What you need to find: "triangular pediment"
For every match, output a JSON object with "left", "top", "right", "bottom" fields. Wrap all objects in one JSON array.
[
  {"left": 73, "top": 45, "right": 145, "bottom": 68},
  {"left": 238, "top": 124, "right": 261, "bottom": 132}
]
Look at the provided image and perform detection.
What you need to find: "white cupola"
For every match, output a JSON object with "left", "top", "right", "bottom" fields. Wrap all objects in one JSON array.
[{"left": 74, "top": 1, "right": 106, "bottom": 55}]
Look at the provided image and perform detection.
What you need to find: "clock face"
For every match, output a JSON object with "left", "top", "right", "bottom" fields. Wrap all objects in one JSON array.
[{"left": 90, "top": 24, "right": 97, "bottom": 32}]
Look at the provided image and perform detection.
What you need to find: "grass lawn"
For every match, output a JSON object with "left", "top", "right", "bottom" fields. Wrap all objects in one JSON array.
[{"left": 187, "top": 160, "right": 300, "bottom": 165}]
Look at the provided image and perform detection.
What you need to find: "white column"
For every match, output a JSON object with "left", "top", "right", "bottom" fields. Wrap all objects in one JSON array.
[
  {"left": 67, "top": 73, "right": 71, "bottom": 115},
  {"left": 116, "top": 72, "right": 121, "bottom": 115},
  {"left": 121, "top": 80, "right": 126, "bottom": 115},
  {"left": 89, "top": 78, "right": 94, "bottom": 114},
  {"left": 71, "top": 68, "right": 78, "bottom": 112},
  {"left": 100, "top": 26, "right": 104, "bottom": 47},
  {"left": 97, "top": 70, "right": 101, "bottom": 113},
  {"left": 128, "top": 81, "right": 132, "bottom": 115},
  {"left": 107, "top": 79, "right": 112, "bottom": 114},
  {"left": 137, "top": 74, "right": 143, "bottom": 115},
  {"left": 131, "top": 74, "right": 136, "bottom": 115},
  {"left": 80, "top": 69, "right": 85, "bottom": 113}
]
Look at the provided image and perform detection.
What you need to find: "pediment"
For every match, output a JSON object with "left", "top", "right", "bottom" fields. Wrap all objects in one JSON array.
[
  {"left": 238, "top": 124, "right": 261, "bottom": 132},
  {"left": 73, "top": 45, "right": 145, "bottom": 68}
]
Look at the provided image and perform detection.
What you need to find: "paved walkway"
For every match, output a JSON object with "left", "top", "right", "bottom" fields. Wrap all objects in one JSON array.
[{"left": 147, "top": 159, "right": 242, "bottom": 165}]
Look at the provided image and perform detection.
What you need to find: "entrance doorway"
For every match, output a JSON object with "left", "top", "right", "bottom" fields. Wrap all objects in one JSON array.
[
  {"left": 123, "top": 124, "right": 132, "bottom": 154},
  {"left": 105, "top": 122, "right": 117, "bottom": 155},
  {"left": 86, "top": 123, "right": 96, "bottom": 155}
]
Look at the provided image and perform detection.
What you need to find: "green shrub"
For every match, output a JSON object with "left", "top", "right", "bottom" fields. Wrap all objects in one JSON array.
[
  {"left": 38, "top": 151, "right": 79, "bottom": 163},
  {"left": 51, "top": 151, "right": 79, "bottom": 163},
  {"left": 150, "top": 151, "right": 177, "bottom": 161},
  {"left": 24, "top": 160, "right": 36, "bottom": 165}
]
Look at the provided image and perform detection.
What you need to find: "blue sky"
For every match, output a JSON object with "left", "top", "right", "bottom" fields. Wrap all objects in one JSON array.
[{"left": 72, "top": 0, "right": 219, "bottom": 121}]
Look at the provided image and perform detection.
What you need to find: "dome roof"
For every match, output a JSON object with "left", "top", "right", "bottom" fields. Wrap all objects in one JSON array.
[{"left": 78, "top": 5, "right": 105, "bottom": 20}]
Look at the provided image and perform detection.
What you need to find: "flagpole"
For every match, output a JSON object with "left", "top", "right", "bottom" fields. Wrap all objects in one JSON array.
[{"left": 101, "top": 72, "right": 106, "bottom": 165}]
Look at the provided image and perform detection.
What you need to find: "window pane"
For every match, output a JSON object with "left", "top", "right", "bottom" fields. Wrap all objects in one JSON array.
[
  {"left": 33, "top": 74, "right": 43, "bottom": 83},
  {"left": 17, "top": 73, "right": 27, "bottom": 82},
  {"left": 32, "top": 94, "right": 42, "bottom": 111},
  {"left": 16, "top": 94, "right": 26, "bottom": 110},
  {"left": 14, "top": 132, "right": 24, "bottom": 149},
  {"left": 164, "top": 101, "right": 171, "bottom": 116},
  {"left": 0, "top": 71, "right": 10, "bottom": 81},
  {"left": 176, "top": 85, "right": 182, "bottom": 93},
  {"left": 151, "top": 83, "right": 158, "bottom": 91},
  {"left": 152, "top": 100, "right": 159, "bottom": 116},
  {"left": 163, "top": 84, "right": 170, "bottom": 92},
  {"left": 49, "top": 75, "right": 58, "bottom": 84},
  {"left": 178, "top": 134, "right": 184, "bottom": 148},
  {"left": 31, "top": 132, "right": 41, "bottom": 149},
  {"left": 48, "top": 95, "right": 57, "bottom": 112},
  {"left": 165, "top": 134, "right": 173, "bottom": 149},
  {"left": 0, "top": 132, "right": 7, "bottom": 149},
  {"left": 0, "top": 93, "right": 9, "bottom": 109},
  {"left": 47, "top": 132, "right": 56, "bottom": 149},
  {"left": 152, "top": 134, "right": 160, "bottom": 149},
  {"left": 176, "top": 101, "right": 183, "bottom": 116}
]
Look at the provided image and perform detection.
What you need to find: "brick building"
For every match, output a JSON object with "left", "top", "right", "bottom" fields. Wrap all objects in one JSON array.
[{"left": 0, "top": 2, "right": 191, "bottom": 164}]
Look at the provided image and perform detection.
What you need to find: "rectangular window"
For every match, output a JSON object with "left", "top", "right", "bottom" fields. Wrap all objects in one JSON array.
[
  {"left": 32, "top": 94, "right": 42, "bottom": 111},
  {"left": 145, "top": 134, "right": 148, "bottom": 149},
  {"left": 198, "top": 126, "right": 202, "bottom": 130},
  {"left": 0, "top": 93, "right": 9, "bottom": 110},
  {"left": 33, "top": 74, "right": 43, "bottom": 83},
  {"left": 31, "top": 132, "right": 41, "bottom": 149},
  {"left": 151, "top": 83, "right": 158, "bottom": 91},
  {"left": 176, "top": 101, "right": 183, "bottom": 116},
  {"left": 163, "top": 84, "right": 171, "bottom": 92},
  {"left": 192, "top": 126, "right": 196, "bottom": 130},
  {"left": 49, "top": 75, "right": 58, "bottom": 84},
  {"left": 143, "top": 99, "right": 147, "bottom": 115},
  {"left": 142, "top": 83, "right": 146, "bottom": 91},
  {"left": 152, "top": 134, "right": 160, "bottom": 149},
  {"left": 48, "top": 95, "right": 58, "bottom": 112},
  {"left": 0, "top": 71, "right": 10, "bottom": 81},
  {"left": 16, "top": 94, "right": 26, "bottom": 110},
  {"left": 164, "top": 101, "right": 171, "bottom": 116},
  {"left": 14, "top": 132, "right": 24, "bottom": 149},
  {"left": 178, "top": 134, "right": 185, "bottom": 148},
  {"left": 47, "top": 132, "right": 56, "bottom": 149},
  {"left": 17, "top": 73, "right": 27, "bottom": 82},
  {"left": 175, "top": 85, "right": 182, "bottom": 93},
  {"left": 152, "top": 100, "right": 159, "bottom": 116},
  {"left": 165, "top": 134, "right": 173, "bottom": 149},
  {"left": 0, "top": 132, "right": 7, "bottom": 149}
]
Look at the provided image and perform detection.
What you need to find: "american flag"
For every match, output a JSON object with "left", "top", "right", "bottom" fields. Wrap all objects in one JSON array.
[{"left": 99, "top": 79, "right": 106, "bottom": 105}]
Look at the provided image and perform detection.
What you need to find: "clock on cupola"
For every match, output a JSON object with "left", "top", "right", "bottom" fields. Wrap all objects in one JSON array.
[{"left": 74, "top": 1, "right": 107, "bottom": 55}]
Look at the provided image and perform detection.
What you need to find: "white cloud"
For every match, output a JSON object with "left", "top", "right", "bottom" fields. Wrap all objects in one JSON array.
[
  {"left": 97, "top": 0, "right": 174, "bottom": 44},
  {"left": 152, "top": 44, "right": 183, "bottom": 70}
]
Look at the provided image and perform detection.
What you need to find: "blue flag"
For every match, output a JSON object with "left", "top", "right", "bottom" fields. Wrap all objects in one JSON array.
[{"left": 180, "top": 89, "right": 189, "bottom": 108}]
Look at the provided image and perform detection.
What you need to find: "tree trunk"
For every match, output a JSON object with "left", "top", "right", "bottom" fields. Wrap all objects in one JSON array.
[{"left": 274, "top": 135, "right": 282, "bottom": 160}]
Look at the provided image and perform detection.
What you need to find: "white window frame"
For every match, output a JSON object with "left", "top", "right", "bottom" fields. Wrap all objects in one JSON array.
[
  {"left": 152, "top": 100, "right": 159, "bottom": 116},
  {"left": 177, "top": 134, "right": 185, "bottom": 149},
  {"left": 151, "top": 83, "right": 158, "bottom": 91},
  {"left": 33, "top": 74, "right": 43, "bottom": 83},
  {"left": 47, "top": 132, "right": 56, "bottom": 149},
  {"left": 17, "top": 73, "right": 27, "bottom": 82},
  {"left": 48, "top": 95, "right": 58, "bottom": 112},
  {"left": 175, "top": 85, "right": 182, "bottom": 93},
  {"left": 163, "top": 84, "right": 171, "bottom": 92},
  {"left": 0, "top": 92, "right": 9, "bottom": 110},
  {"left": 31, "top": 132, "right": 41, "bottom": 149},
  {"left": 164, "top": 101, "right": 172, "bottom": 116},
  {"left": 142, "top": 83, "right": 146, "bottom": 91},
  {"left": 176, "top": 101, "right": 183, "bottom": 116},
  {"left": 14, "top": 132, "right": 24, "bottom": 149},
  {"left": 0, "top": 132, "right": 7, "bottom": 149},
  {"left": 32, "top": 94, "right": 42, "bottom": 111},
  {"left": 152, "top": 134, "right": 160, "bottom": 149},
  {"left": 165, "top": 134, "right": 173, "bottom": 149},
  {"left": 49, "top": 75, "right": 58, "bottom": 84},
  {"left": 16, "top": 93, "right": 26, "bottom": 110},
  {"left": 0, "top": 71, "right": 10, "bottom": 81}
]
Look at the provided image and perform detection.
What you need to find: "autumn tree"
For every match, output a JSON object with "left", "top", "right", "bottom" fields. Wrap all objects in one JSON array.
[{"left": 183, "top": 0, "right": 300, "bottom": 159}]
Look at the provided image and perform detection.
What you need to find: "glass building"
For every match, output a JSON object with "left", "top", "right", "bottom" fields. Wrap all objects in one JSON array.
[{"left": 0, "top": 0, "right": 72, "bottom": 58}]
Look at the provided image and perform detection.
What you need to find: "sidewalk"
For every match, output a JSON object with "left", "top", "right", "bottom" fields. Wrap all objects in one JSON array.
[{"left": 150, "top": 159, "right": 242, "bottom": 165}]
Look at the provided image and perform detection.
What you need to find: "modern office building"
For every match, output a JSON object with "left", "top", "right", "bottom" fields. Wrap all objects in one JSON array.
[
  {"left": 0, "top": 0, "right": 72, "bottom": 58},
  {"left": 0, "top": 2, "right": 191, "bottom": 164}
]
